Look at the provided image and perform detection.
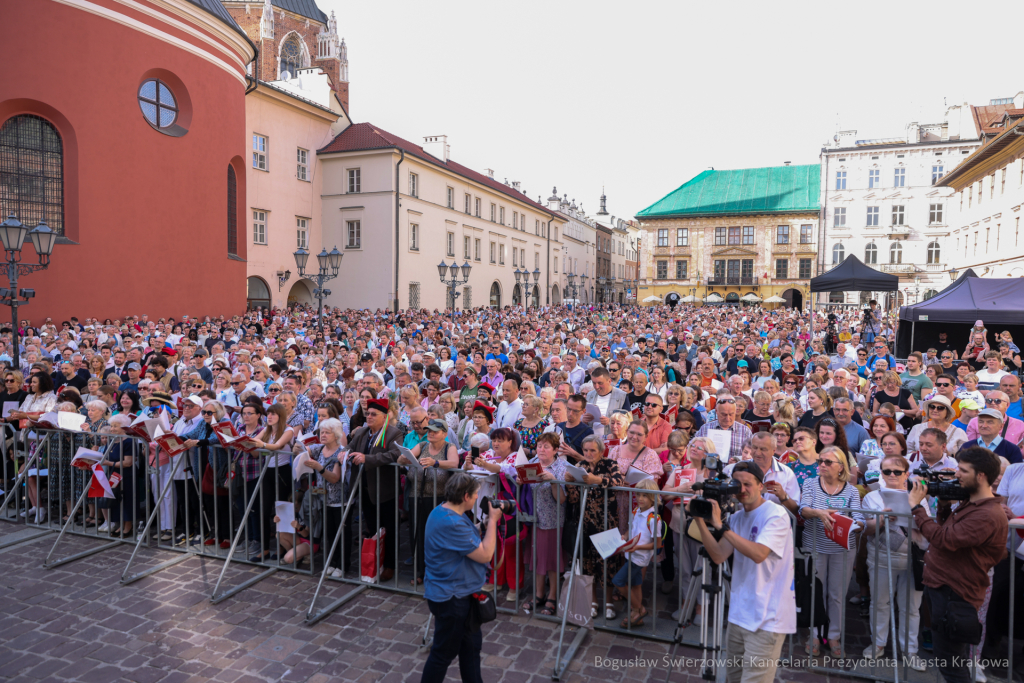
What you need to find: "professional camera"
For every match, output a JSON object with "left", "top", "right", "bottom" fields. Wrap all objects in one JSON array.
[
  {"left": 480, "top": 497, "right": 516, "bottom": 515},
  {"left": 917, "top": 464, "right": 969, "bottom": 501},
  {"left": 688, "top": 455, "right": 742, "bottom": 521},
  {"left": 827, "top": 312, "right": 838, "bottom": 324}
]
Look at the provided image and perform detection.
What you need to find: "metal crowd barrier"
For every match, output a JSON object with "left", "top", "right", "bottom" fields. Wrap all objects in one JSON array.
[{"left": 4, "top": 435, "right": 1024, "bottom": 683}]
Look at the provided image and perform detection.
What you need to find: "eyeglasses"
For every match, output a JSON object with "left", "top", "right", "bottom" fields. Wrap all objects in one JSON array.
[
  {"left": 986, "top": 398, "right": 1006, "bottom": 405},
  {"left": 717, "top": 398, "right": 736, "bottom": 404},
  {"left": 644, "top": 402, "right": 662, "bottom": 408},
  {"left": 881, "top": 469, "right": 906, "bottom": 476},
  {"left": 929, "top": 405, "right": 948, "bottom": 411},
  {"left": 818, "top": 459, "right": 839, "bottom": 467},
  {"left": 201, "top": 410, "right": 216, "bottom": 416}
]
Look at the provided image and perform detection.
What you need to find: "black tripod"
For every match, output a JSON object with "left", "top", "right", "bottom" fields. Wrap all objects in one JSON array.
[{"left": 665, "top": 535, "right": 730, "bottom": 683}]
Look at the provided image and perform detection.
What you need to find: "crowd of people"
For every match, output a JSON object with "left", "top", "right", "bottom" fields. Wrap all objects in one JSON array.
[{"left": 1, "top": 300, "right": 1023, "bottom": 683}]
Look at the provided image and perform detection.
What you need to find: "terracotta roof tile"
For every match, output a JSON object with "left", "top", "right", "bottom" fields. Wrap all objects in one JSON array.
[
  {"left": 971, "top": 104, "right": 1018, "bottom": 137},
  {"left": 318, "top": 123, "right": 558, "bottom": 218}
]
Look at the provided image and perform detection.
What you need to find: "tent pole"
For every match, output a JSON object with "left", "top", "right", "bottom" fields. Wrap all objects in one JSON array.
[{"left": 910, "top": 321, "right": 915, "bottom": 353}]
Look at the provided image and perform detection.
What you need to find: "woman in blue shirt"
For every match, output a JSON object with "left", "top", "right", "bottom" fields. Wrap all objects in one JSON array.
[{"left": 421, "top": 472, "right": 501, "bottom": 683}]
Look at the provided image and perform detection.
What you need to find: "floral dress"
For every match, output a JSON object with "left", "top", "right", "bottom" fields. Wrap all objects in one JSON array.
[
  {"left": 565, "top": 458, "right": 625, "bottom": 578},
  {"left": 513, "top": 417, "right": 546, "bottom": 458}
]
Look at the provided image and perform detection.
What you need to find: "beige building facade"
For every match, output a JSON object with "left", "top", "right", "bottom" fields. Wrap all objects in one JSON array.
[{"left": 318, "top": 128, "right": 564, "bottom": 310}]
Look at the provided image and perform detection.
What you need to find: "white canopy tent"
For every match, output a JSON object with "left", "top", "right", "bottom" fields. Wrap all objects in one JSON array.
[
  {"left": 642, "top": 295, "right": 663, "bottom": 303},
  {"left": 741, "top": 293, "right": 762, "bottom": 302}
]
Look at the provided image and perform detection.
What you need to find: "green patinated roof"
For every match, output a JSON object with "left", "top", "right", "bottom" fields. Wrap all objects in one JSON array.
[{"left": 636, "top": 164, "right": 821, "bottom": 219}]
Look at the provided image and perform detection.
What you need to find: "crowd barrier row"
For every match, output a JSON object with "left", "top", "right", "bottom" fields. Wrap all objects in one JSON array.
[{"left": 1, "top": 426, "right": 1021, "bottom": 683}]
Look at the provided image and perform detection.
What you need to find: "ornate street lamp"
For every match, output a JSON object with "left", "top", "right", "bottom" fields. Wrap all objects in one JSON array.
[
  {"left": 294, "top": 245, "right": 342, "bottom": 335},
  {"left": 438, "top": 259, "right": 471, "bottom": 310},
  {"left": 0, "top": 214, "right": 57, "bottom": 368}
]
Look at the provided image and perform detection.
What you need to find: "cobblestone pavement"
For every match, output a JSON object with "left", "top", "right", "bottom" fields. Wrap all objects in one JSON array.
[{"left": 0, "top": 522, "right": 954, "bottom": 683}]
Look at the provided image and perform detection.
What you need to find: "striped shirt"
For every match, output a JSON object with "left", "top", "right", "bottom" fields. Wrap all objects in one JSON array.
[{"left": 797, "top": 477, "right": 864, "bottom": 554}]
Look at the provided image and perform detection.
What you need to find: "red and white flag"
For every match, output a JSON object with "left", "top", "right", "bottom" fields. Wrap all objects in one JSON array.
[{"left": 88, "top": 463, "right": 115, "bottom": 499}]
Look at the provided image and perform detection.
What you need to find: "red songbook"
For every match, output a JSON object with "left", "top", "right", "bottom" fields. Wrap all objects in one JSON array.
[
  {"left": 213, "top": 420, "right": 238, "bottom": 439},
  {"left": 824, "top": 512, "right": 857, "bottom": 550},
  {"left": 125, "top": 414, "right": 159, "bottom": 442},
  {"left": 515, "top": 462, "right": 546, "bottom": 484},
  {"left": 154, "top": 429, "right": 188, "bottom": 457},
  {"left": 660, "top": 404, "right": 679, "bottom": 423},
  {"left": 298, "top": 432, "right": 320, "bottom": 448},
  {"left": 749, "top": 420, "right": 772, "bottom": 434},
  {"left": 214, "top": 430, "right": 262, "bottom": 453}
]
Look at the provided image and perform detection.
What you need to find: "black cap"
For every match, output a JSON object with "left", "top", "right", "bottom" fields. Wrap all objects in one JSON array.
[
  {"left": 360, "top": 353, "right": 373, "bottom": 362},
  {"left": 731, "top": 461, "right": 765, "bottom": 484}
]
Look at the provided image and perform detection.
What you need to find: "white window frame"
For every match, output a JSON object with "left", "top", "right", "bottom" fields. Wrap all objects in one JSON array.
[
  {"left": 475, "top": 198, "right": 481, "bottom": 217},
  {"left": 490, "top": 241, "right": 496, "bottom": 263},
  {"left": 296, "top": 148, "right": 308, "bottom": 181},
  {"left": 657, "top": 229, "right": 668, "bottom": 247},
  {"left": 474, "top": 238, "right": 481, "bottom": 261},
  {"left": 835, "top": 170, "right": 846, "bottom": 190},
  {"left": 490, "top": 204, "right": 495, "bottom": 222},
  {"left": 866, "top": 206, "right": 879, "bottom": 226},
  {"left": 410, "top": 223, "right": 419, "bottom": 251},
  {"left": 892, "top": 205, "right": 905, "bottom": 225},
  {"left": 834, "top": 207, "right": 846, "bottom": 227},
  {"left": 465, "top": 193, "right": 471, "bottom": 214},
  {"left": 499, "top": 207, "right": 505, "bottom": 225},
  {"left": 929, "top": 203, "right": 943, "bottom": 225},
  {"left": 464, "top": 235, "right": 471, "bottom": 259},
  {"left": 499, "top": 243, "right": 505, "bottom": 265},
  {"left": 868, "top": 168, "right": 879, "bottom": 188},
  {"left": 446, "top": 187, "right": 454, "bottom": 209},
  {"left": 409, "top": 172, "right": 418, "bottom": 197},
  {"left": 348, "top": 168, "right": 361, "bottom": 194},
  {"left": 932, "top": 165, "right": 944, "bottom": 184},
  {"left": 253, "top": 134, "right": 268, "bottom": 171},
  {"left": 512, "top": 248, "right": 517, "bottom": 267},
  {"left": 296, "top": 216, "right": 308, "bottom": 249},
  {"left": 894, "top": 167, "right": 906, "bottom": 188},
  {"left": 252, "top": 210, "right": 267, "bottom": 245},
  {"left": 447, "top": 232, "right": 455, "bottom": 257},
  {"left": 346, "top": 220, "right": 361, "bottom": 249}
]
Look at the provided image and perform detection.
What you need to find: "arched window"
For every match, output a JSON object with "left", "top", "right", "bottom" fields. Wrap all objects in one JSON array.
[
  {"left": 889, "top": 241, "right": 902, "bottom": 264},
  {"left": 864, "top": 242, "right": 877, "bottom": 264},
  {"left": 923, "top": 289, "right": 939, "bottom": 301},
  {"left": 489, "top": 281, "right": 501, "bottom": 308},
  {"left": 279, "top": 34, "right": 303, "bottom": 79},
  {"left": 227, "top": 165, "right": 237, "bottom": 255},
  {"left": 246, "top": 276, "right": 271, "bottom": 311},
  {"left": 832, "top": 242, "right": 845, "bottom": 264},
  {"left": 927, "top": 241, "right": 941, "bottom": 265},
  {"left": 0, "top": 115, "right": 64, "bottom": 236}
]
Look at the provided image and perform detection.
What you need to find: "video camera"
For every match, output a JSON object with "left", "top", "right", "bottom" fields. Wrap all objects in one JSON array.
[
  {"left": 480, "top": 497, "right": 515, "bottom": 515},
  {"left": 688, "top": 455, "right": 742, "bottom": 521},
  {"left": 917, "top": 463, "right": 969, "bottom": 501}
]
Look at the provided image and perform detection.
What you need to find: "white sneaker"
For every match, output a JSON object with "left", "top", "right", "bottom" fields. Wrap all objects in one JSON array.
[
  {"left": 863, "top": 645, "right": 885, "bottom": 659},
  {"left": 329, "top": 568, "right": 343, "bottom": 578},
  {"left": 907, "top": 655, "right": 927, "bottom": 673},
  {"left": 693, "top": 611, "right": 702, "bottom": 626},
  {"left": 671, "top": 608, "right": 684, "bottom": 622},
  {"left": 34, "top": 510, "right": 46, "bottom": 524},
  {"left": 974, "top": 664, "right": 986, "bottom": 682},
  {"left": 18, "top": 507, "right": 31, "bottom": 517},
  {"left": 97, "top": 522, "right": 110, "bottom": 532}
]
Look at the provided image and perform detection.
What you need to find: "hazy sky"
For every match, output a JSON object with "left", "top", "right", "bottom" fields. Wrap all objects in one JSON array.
[{"left": 321, "top": 0, "right": 1020, "bottom": 219}]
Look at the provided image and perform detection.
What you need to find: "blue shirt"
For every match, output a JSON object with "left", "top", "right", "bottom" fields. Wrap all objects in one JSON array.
[
  {"left": 843, "top": 420, "right": 870, "bottom": 455},
  {"left": 424, "top": 506, "right": 487, "bottom": 601},
  {"left": 1008, "top": 399, "right": 1023, "bottom": 421}
]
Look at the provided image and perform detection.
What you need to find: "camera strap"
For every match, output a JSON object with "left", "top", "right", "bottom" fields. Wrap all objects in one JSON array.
[{"left": 1002, "top": 417, "right": 1010, "bottom": 439}]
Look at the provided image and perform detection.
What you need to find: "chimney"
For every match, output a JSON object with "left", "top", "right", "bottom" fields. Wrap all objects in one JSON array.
[
  {"left": 597, "top": 187, "right": 608, "bottom": 216},
  {"left": 423, "top": 135, "right": 449, "bottom": 163},
  {"left": 511, "top": 180, "right": 521, "bottom": 192},
  {"left": 485, "top": 168, "right": 495, "bottom": 179}
]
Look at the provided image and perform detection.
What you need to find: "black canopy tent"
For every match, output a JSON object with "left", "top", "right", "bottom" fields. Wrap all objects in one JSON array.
[
  {"left": 895, "top": 274, "right": 1024, "bottom": 356},
  {"left": 810, "top": 255, "right": 899, "bottom": 295}
]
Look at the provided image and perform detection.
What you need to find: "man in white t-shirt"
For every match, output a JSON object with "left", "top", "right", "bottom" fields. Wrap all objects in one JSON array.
[
  {"left": 691, "top": 461, "right": 796, "bottom": 683},
  {"left": 975, "top": 351, "right": 1010, "bottom": 395}
]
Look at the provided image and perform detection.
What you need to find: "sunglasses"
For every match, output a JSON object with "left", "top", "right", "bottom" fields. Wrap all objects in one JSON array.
[
  {"left": 230, "top": 381, "right": 242, "bottom": 385},
  {"left": 880, "top": 468, "right": 906, "bottom": 476},
  {"left": 986, "top": 398, "right": 1005, "bottom": 405},
  {"left": 201, "top": 410, "right": 216, "bottom": 416},
  {"left": 643, "top": 402, "right": 662, "bottom": 408},
  {"left": 784, "top": 381, "right": 796, "bottom": 386},
  {"left": 818, "top": 459, "right": 839, "bottom": 467},
  {"left": 935, "top": 382, "right": 952, "bottom": 387}
]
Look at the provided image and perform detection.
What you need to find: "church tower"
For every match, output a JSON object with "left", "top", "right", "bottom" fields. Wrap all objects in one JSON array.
[{"left": 223, "top": 0, "right": 350, "bottom": 112}]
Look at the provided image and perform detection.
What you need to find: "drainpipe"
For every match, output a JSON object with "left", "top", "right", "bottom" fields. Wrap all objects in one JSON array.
[
  {"left": 394, "top": 149, "right": 404, "bottom": 313},
  {"left": 817, "top": 148, "right": 829, "bottom": 310},
  {"left": 546, "top": 217, "right": 553, "bottom": 305}
]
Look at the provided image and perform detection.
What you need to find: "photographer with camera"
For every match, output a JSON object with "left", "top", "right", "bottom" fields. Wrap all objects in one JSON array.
[
  {"left": 691, "top": 461, "right": 796, "bottom": 683},
  {"left": 421, "top": 471, "right": 502, "bottom": 683},
  {"left": 909, "top": 447, "right": 1009, "bottom": 683}
]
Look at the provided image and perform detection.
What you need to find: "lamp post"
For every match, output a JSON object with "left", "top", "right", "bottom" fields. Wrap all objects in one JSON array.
[
  {"left": 438, "top": 259, "right": 471, "bottom": 310},
  {"left": 565, "top": 271, "right": 587, "bottom": 307},
  {"left": 293, "top": 245, "right": 342, "bottom": 335},
  {"left": 913, "top": 275, "right": 921, "bottom": 304},
  {"left": 513, "top": 268, "right": 541, "bottom": 307},
  {"left": 948, "top": 266, "right": 959, "bottom": 281},
  {"left": 0, "top": 214, "right": 57, "bottom": 369}
]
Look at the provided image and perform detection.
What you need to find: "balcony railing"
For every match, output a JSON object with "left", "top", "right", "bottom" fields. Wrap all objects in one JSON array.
[
  {"left": 708, "top": 276, "right": 758, "bottom": 286},
  {"left": 886, "top": 225, "right": 911, "bottom": 239},
  {"left": 873, "top": 263, "right": 922, "bottom": 274}
]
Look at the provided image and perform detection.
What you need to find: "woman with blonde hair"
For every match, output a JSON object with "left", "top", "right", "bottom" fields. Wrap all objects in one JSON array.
[
  {"left": 797, "top": 388, "right": 833, "bottom": 430},
  {"left": 798, "top": 444, "right": 865, "bottom": 657}
]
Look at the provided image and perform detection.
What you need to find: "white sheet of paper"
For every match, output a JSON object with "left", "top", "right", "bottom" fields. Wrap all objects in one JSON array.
[
  {"left": 1, "top": 402, "right": 18, "bottom": 418},
  {"left": 590, "top": 528, "right": 625, "bottom": 560},
  {"left": 707, "top": 429, "right": 732, "bottom": 461},
  {"left": 398, "top": 446, "right": 423, "bottom": 471},
  {"left": 625, "top": 466, "right": 654, "bottom": 485},
  {"left": 513, "top": 447, "right": 529, "bottom": 466},
  {"left": 58, "top": 412, "right": 86, "bottom": 432},
  {"left": 292, "top": 452, "right": 314, "bottom": 480},
  {"left": 275, "top": 501, "right": 295, "bottom": 535},
  {"left": 879, "top": 488, "right": 912, "bottom": 528},
  {"left": 564, "top": 463, "right": 588, "bottom": 483}
]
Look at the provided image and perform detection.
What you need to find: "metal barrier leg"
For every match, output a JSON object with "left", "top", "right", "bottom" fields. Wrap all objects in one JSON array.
[
  {"left": 305, "top": 468, "right": 364, "bottom": 625},
  {"left": 121, "top": 447, "right": 190, "bottom": 583},
  {"left": 210, "top": 456, "right": 277, "bottom": 603},
  {"left": 43, "top": 484, "right": 119, "bottom": 568},
  {"left": 552, "top": 487, "right": 588, "bottom": 681}
]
